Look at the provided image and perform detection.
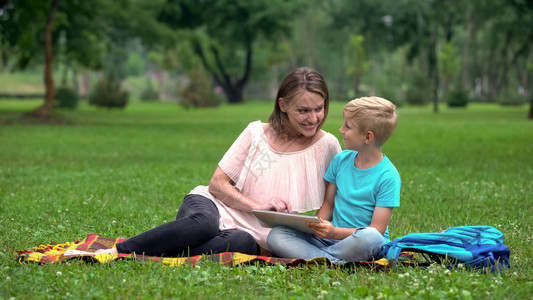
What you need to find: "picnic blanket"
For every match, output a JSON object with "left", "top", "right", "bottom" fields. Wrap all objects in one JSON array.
[{"left": 15, "top": 234, "right": 393, "bottom": 270}]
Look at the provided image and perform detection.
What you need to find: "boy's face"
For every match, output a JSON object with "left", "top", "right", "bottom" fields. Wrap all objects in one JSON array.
[{"left": 339, "top": 118, "right": 367, "bottom": 150}]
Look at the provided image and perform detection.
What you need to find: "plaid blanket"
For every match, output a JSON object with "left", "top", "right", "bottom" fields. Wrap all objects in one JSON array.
[{"left": 16, "top": 233, "right": 393, "bottom": 270}]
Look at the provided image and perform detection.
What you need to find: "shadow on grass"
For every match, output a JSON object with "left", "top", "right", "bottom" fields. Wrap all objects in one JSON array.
[{"left": 0, "top": 111, "right": 72, "bottom": 125}]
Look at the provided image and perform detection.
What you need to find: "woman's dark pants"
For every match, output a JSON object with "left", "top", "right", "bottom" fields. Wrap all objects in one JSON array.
[{"left": 116, "top": 194, "right": 260, "bottom": 257}]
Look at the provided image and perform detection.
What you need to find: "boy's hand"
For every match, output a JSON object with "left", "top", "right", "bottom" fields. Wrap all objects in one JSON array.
[{"left": 307, "top": 219, "right": 336, "bottom": 239}]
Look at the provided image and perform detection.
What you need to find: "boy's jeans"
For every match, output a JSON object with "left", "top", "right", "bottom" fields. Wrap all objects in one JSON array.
[{"left": 267, "top": 226, "right": 386, "bottom": 263}]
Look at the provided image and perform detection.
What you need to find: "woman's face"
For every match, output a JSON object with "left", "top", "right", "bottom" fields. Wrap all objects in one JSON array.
[{"left": 280, "top": 91, "right": 325, "bottom": 138}]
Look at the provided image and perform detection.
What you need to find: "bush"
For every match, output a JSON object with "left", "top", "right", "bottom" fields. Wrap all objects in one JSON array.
[
  {"left": 390, "top": 97, "right": 406, "bottom": 108},
  {"left": 373, "top": 76, "right": 405, "bottom": 107},
  {"left": 55, "top": 87, "right": 79, "bottom": 109},
  {"left": 497, "top": 89, "right": 528, "bottom": 106},
  {"left": 404, "top": 73, "right": 431, "bottom": 105},
  {"left": 470, "top": 95, "right": 496, "bottom": 103},
  {"left": 371, "top": 92, "right": 405, "bottom": 108},
  {"left": 447, "top": 88, "right": 470, "bottom": 107},
  {"left": 89, "top": 75, "right": 129, "bottom": 109},
  {"left": 140, "top": 79, "right": 159, "bottom": 102},
  {"left": 179, "top": 65, "right": 220, "bottom": 108}
]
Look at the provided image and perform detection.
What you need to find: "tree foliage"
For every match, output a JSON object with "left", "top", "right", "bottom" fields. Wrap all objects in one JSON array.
[
  {"left": 1, "top": 0, "right": 531, "bottom": 118},
  {"left": 346, "top": 34, "right": 368, "bottom": 97},
  {"left": 0, "top": 0, "right": 171, "bottom": 118},
  {"left": 157, "top": 0, "right": 304, "bottom": 103},
  {"left": 325, "top": 0, "right": 532, "bottom": 117}
]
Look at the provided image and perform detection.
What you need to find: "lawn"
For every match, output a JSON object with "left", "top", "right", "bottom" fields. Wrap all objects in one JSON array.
[
  {"left": 0, "top": 70, "right": 167, "bottom": 101},
  {"left": 1, "top": 100, "right": 532, "bottom": 299},
  {"left": 0, "top": 72, "right": 45, "bottom": 95}
]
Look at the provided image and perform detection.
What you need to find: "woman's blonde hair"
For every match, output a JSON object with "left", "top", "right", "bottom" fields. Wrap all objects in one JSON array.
[
  {"left": 343, "top": 97, "right": 398, "bottom": 147},
  {"left": 268, "top": 67, "right": 329, "bottom": 136}
]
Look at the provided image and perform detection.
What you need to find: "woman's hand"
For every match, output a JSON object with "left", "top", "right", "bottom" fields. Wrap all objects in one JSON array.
[
  {"left": 255, "top": 197, "right": 291, "bottom": 212},
  {"left": 209, "top": 167, "right": 293, "bottom": 213}
]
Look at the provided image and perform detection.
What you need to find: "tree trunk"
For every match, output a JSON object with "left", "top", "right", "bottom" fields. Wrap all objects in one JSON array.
[
  {"left": 192, "top": 40, "right": 251, "bottom": 103},
  {"left": 81, "top": 72, "right": 90, "bottom": 98},
  {"left": 335, "top": 62, "right": 346, "bottom": 99},
  {"left": 152, "top": 69, "right": 165, "bottom": 100},
  {"left": 462, "top": 7, "right": 472, "bottom": 90},
  {"left": 354, "top": 75, "right": 361, "bottom": 98},
  {"left": 442, "top": 79, "right": 449, "bottom": 103},
  {"left": 223, "top": 86, "right": 243, "bottom": 103},
  {"left": 529, "top": 94, "right": 533, "bottom": 120},
  {"left": 430, "top": 21, "right": 439, "bottom": 113},
  {"left": 72, "top": 67, "right": 79, "bottom": 95},
  {"left": 496, "top": 31, "right": 513, "bottom": 95},
  {"left": 31, "top": 0, "right": 59, "bottom": 118}
]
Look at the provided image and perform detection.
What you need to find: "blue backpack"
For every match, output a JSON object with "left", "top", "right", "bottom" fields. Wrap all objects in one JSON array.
[{"left": 379, "top": 226, "right": 510, "bottom": 271}]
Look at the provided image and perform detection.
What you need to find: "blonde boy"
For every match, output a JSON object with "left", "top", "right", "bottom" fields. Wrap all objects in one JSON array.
[{"left": 267, "top": 97, "right": 400, "bottom": 262}]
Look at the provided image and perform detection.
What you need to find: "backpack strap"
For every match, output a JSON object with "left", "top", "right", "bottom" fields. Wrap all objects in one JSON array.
[{"left": 378, "top": 240, "right": 402, "bottom": 260}]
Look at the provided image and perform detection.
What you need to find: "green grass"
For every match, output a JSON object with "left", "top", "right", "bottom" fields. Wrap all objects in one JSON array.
[
  {"left": 0, "top": 70, "right": 169, "bottom": 101},
  {"left": 0, "top": 71, "right": 45, "bottom": 94},
  {"left": 1, "top": 100, "right": 532, "bottom": 299}
]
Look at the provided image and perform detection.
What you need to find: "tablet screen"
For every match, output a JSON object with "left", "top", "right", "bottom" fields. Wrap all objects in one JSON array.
[{"left": 252, "top": 209, "right": 321, "bottom": 234}]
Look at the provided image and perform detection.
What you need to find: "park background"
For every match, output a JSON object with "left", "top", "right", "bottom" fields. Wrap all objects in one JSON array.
[{"left": 1, "top": 0, "right": 532, "bottom": 299}]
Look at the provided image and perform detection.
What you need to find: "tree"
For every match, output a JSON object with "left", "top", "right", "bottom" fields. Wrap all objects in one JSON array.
[
  {"left": 346, "top": 34, "right": 368, "bottom": 97},
  {"left": 157, "top": 0, "right": 303, "bottom": 103},
  {"left": 327, "top": 0, "right": 533, "bottom": 116},
  {"left": 501, "top": 0, "right": 533, "bottom": 119},
  {"left": 0, "top": 0, "right": 61, "bottom": 118},
  {"left": 1, "top": 0, "right": 107, "bottom": 118},
  {"left": 394, "top": 0, "right": 463, "bottom": 113},
  {"left": 0, "top": 0, "right": 173, "bottom": 118},
  {"left": 438, "top": 42, "right": 461, "bottom": 101},
  {"left": 36, "top": 0, "right": 59, "bottom": 118}
]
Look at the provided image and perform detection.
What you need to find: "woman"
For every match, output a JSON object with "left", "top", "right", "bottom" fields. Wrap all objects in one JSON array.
[{"left": 97, "top": 67, "right": 341, "bottom": 256}]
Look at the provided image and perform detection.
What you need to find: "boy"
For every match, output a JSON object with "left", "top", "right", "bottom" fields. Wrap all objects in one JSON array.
[{"left": 267, "top": 97, "right": 400, "bottom": 263}]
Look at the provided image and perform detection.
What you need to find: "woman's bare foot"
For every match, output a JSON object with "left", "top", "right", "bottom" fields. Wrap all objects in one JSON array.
[{"left": 95, "top": 247, "right": 118, "bottom": 255}]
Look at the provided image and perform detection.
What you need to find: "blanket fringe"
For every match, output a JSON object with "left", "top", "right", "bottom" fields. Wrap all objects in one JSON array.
[
  {"left": 32, "top": 241, "right": 79, "bottom": 253},
  {"left": 15, "top": 234, "right": 393, "bottom": 271}
]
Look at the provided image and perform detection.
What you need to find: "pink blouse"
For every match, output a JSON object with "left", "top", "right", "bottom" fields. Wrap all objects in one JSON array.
[{"left": 189, "top": 121, "right": 341, "bottom": 249}]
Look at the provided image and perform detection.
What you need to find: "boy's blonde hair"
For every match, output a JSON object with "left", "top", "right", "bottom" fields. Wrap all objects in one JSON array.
[{"left": 343, "top": 96, "right": 398, "bottom": 147}]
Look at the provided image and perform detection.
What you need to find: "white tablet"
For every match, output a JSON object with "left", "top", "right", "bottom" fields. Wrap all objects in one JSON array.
[{"left": 252, "top": 209, "right": 321, "bottom": 234}]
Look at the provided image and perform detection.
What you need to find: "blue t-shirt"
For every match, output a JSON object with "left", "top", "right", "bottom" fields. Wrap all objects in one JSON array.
[{"left": 324, "top": 150, "right": 401, "bottom": 241}]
